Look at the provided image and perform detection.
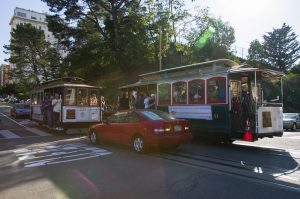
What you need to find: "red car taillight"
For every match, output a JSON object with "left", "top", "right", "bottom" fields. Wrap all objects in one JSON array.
[
  {"left": 153, "top": 128, "right": 165, "bottom": 134},
  {"left": 153, "top": 127, "right": 171, "bottom": 134},
  {"left": 153, "top": 121, "right": 190, "bottom": 135}
]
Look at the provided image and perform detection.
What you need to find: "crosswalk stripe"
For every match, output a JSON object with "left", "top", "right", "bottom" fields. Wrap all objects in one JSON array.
[
  {"left": 26, "top": 128, "right": 51, "bottom": 136},
  {"left": 0, "top": 130, "right": 21, "bottom": 139}
]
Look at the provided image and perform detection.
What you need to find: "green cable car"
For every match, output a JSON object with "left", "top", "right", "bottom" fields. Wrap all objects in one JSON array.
[{"left": 120, "top": 59, "right": 285, "bottom": 143}]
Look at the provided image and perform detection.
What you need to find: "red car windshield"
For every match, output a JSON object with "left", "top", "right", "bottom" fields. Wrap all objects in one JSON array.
[{"left": 140, "top": 110, "right": 175, "bottom": 121}]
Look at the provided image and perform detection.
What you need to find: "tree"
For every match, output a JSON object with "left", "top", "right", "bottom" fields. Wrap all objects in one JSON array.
[
  {"left": 183, "top": 7, "right": 235, "bottom": 63},
  {"left": 283, "top": 73, "right": 300, "bottom": 112},
  {"left": 43, "top": 0, "right": 139, "bottom": 67},
  {"left": 248, "top": 40, "right": 265, "bottom": 63},
  {"left": 43, "top": 0, "right": 236, "bottom": 74},
  {"left": 0, "top": 83, "right": 17, "bottom": 96},
  {"left": 246, "top": 39, "right": 273, "bottom": 68},
  {"left": 290, "top": 64, "right": 300, "bottom": 74},
  {"left": 263, "top": 23, "right": 300, "bottom": 72},
  {"left": 43, "top": 0, "right": 191, "bottom": 72},
  {"left": 4, "top": 23, "right": 62, "bottom": 85}
]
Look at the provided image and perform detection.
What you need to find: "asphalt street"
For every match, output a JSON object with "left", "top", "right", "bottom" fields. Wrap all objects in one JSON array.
[{"left": 1, "top": 103, "right": 300, "bottom": 199}]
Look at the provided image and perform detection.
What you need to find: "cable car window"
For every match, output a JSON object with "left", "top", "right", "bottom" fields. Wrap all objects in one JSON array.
[
  {"left": 158, "top": 83, "right": 171, "bottom": 105},
  {"left": 188, "top": 79, "right": 205, "bottom": 104},
  {"left": 64, "top": 88, "right": 76, "bottom": 106},
  {"left": 230, "top": 81, "right": 241, "bottom": 98},
  {"left": 207, "top": 77, "right": 226, "bottom": 103},
  {"left": 32, "top": 93, "right": 38, "bottom": 105},
  {"left": 77, "top": 88, "right": 88, "bottom": 106},
  {"left": 172, "top": 81, "right": 187, "bottom": 104}
]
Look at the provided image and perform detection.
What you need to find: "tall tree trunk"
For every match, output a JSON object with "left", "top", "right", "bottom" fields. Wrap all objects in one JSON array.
[{"left": 111, "top": 7, "right": 121, "bottom": 65}]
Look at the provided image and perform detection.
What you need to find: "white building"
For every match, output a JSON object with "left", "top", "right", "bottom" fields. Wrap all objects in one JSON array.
[{"left": 9, "top": 7, "right": 56, "bottom": 44}]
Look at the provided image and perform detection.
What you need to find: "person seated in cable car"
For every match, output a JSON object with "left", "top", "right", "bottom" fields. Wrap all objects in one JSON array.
[{"left": 90, "top": 94, "right": 98, "bottom": 106}]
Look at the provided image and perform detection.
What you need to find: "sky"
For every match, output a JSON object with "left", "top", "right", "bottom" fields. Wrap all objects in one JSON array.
[{"left": 1, "top": 0, "right": 300, "bottom": 64}]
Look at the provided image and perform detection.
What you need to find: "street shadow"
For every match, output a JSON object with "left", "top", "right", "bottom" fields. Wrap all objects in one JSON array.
[
  {"left": 1, "top": 132, "right": 300, "bottom": 198},
  {"left": 0, "top": 151, "right": 44, "bottom": 194},
  {"left": 177, "top": 141, "right": 300, "bottom": 189}
]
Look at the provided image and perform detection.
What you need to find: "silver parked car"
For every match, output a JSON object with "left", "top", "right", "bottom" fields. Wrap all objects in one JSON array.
[
  {"left": 10, "top": 103, "right": 31, "bottom": 119},
  {"left": 283, "top": 113, "right": 300, "bottom": 131}
]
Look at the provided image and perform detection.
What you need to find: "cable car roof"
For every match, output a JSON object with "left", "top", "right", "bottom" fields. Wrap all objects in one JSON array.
[
  {"left": 229, "top": 66, "right": 285, "bottom": 78},
  {"left": 120, "top": 60, "right": 285, "bottom": 89},
  {"left": 139, "top": 59, "right": 239, "bottom": 77},
  {"left": 33, "top": 77, "right": 101, "bottom": 90}
]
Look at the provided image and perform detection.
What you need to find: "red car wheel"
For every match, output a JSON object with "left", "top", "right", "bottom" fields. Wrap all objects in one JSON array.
[
  {"left": 90, "top": 130, "right": 98, "bottom": 144},
  {"left": 133, "top": 135, "right": 145, "bottom": 153}
]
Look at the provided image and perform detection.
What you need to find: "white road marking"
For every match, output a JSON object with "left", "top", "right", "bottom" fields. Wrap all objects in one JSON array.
[
  {"left": 0, "top": 112, "right": 27, "bottom": 128},
  {"left": 14, "top": 142, "right": 112, "bottom": 167},
  {"left": 27, "top": 128, "right": 51, "bottom": 136},
  {"left": 0, "top": 130, "right": 20, "bottom": 139},
  {"left": 18, "top": 120, "right": 32, "bottom": 125},
  {"left": 0, "top": 112, "right": 52, "bottom": 138}
]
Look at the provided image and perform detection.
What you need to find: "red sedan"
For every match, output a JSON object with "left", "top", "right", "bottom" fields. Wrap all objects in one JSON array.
[{"left": 88, "top": 109, "right": 192, "bottom": 153}]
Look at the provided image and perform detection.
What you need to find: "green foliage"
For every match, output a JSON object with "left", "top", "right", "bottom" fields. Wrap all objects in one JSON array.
[
  {"left": 0, "top": 82, "right": 34, "bottom": 99},
  {"left": 263, "top": 23, "right": 300, "bottom": 72},
  {"left": 42, "top": 1, "right": 236, "bottom": 74},
  {"left": 186, "top": 7, "right": 235, "bottom": 51},
  {"left": 209, "top": 18, "right": 235, "bottom": 49},
  {"left": 37, "top": 1, "right": 239, "bottom": 103},
  {"left": 195, "top": 27, "right": 215, "bottom": 49},
  {"left": 289, "top": 64, "right": 300, "bottom": 74},
  {"left": 44, "top": 0, "right": 162, "bottom": 73},
  {"left": 247, "top": 39, "right": 276, "bottom": 69},
  {"left": 0, "top": 84, "right": 16, "bottom": 96},
  {"left": 247, "top": 40, "right": 266, "bottom": 66},
  {"left": 260, "top": 71, "right": 300, "bottom": 112},
  {"left": 283, "top": 73, "right": 300, "bottom": 112},
  {"left": 183, "top": 8, "right": 235, "bottom": 64},
  {"left": 4, "top": 23, "right": 63, "bottom": 86},
  {"left": 261, "top": 79, "right": 281, "bottom": 102},
  {"left": 247, "top": 23, "right": 300, "bottom": 73}
]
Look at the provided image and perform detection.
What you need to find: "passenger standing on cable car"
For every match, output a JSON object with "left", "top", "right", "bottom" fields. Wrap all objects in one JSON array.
[
  {"left": 130, "top": 95, "right": 136, "bottom": 109},
  {"left": 46, "top": 95, "right": 53, "bottom": 128},
  {"left": 41, "top": 95, "right": 48, "bottom": 124},
  {"left": 52, "top": 93, "right": 61, "bottom": 130},
  {"left": 135, "top": 93, "right": 144, "bottom": 109},
  {"left": 101, "top": 96, "right": 107, "bottom": 111},
  {"left": 149, "top": 94, "right": 156, "bottom": 109},
  {"left": 118, "top": 93, "right": 129, "bottom": 110}
]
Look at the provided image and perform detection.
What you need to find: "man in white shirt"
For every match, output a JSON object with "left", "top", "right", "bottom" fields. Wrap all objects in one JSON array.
[{"left": 52, "top": 93, "right": 62, "bottom": 130}]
